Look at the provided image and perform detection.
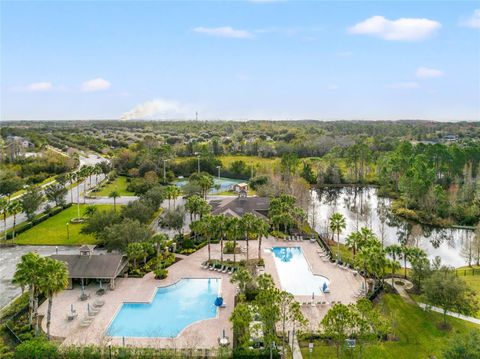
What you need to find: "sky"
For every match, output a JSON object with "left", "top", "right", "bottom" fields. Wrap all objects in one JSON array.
[{"left": 1, "top": 1, "right": 479, "bottom": 121}]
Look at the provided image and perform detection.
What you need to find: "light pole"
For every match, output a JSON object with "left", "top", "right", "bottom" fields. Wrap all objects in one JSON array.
[
  {"left": 216, "top": 165, "right": 221, "bottom": 179},
  {"left": 66, "top": 223, "right": 70, "bottom": 241},
  {"left": 163, "top": 159, "right": 170, "bottom": 181},
  {"left": 196, "top": 155, "right": 201, "bottom": 173}
]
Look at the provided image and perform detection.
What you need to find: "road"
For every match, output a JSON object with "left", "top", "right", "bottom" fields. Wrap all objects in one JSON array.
[{"left": 2, "top": 153, "right": 108, "bottom": 232}]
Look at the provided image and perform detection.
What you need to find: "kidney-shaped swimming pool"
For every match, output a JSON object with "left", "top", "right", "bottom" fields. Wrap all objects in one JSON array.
[{"left": 107, "top": 278, "right": 220, "bottom": 338}]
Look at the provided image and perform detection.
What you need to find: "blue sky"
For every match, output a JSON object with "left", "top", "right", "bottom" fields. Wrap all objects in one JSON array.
[{"left": 1, "top": 1, "right": 479, "bottom": 121}]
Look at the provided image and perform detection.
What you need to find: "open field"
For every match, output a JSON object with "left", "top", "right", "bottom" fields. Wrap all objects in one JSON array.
[
  {"left": 94, "top": 176, "right": 133, "bottom": 196},
  {"left": 13, "top": 204, "right": 115, "bottom": 245},
  {"left": 300, "top": 293, "right": 479, "bottom": 359}
]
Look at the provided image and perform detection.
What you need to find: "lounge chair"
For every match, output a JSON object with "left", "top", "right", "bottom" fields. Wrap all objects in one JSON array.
[
  {"left": 216, "top": 265, "right": 225, "bottom": 272},
  {"left": 67, "top": 312, "right": 78, "bottom": 321},
  {"left": 201, "top": 262, "right": 209, "bottom": 269},
  {"left": 222, "top": 266, "right": 229, "bottom": 273},
  {"left": 208, "top": 264, "right": 215, "bottom": 271},
  {"left": 226, "top": 267, "right": 233, "bottom": 274}
]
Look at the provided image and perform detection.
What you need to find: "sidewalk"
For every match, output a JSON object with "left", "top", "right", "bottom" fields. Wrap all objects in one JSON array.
[{"left": 417, "top": 303, "right": 480, "bottom": 325}]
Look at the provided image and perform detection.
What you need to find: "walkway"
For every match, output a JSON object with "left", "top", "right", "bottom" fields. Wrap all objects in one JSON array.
[{"left": 417, "top": 303, "right": 480, "bottom": 325}]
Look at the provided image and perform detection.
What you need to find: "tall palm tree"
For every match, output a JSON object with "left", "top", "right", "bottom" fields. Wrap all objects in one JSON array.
[
  {"left": 329, "top": 212, "right": 346, "bottom": 261},
  {"left": 0, "top": 198, "right": 9, "bottom": 241},
  {"left": 385, "top": 244, "right": 402, "bottom": 286},
  {"left": 200, "top": 215, "right": 213, "bottom": 261},
  {"left": 400, "top": 245, "right": 413, "bottom": 279},
  {"left": 227, "top": 217, "right": 241, "bottom": 263},
  {"left": 170, "top": 186, "right": 181, "bottom": 208},
  {"left": 79, "top": 166, "right": 89, "bottom": 204},
  {"left": 210, "top": 215, "right": 227, "bottom": 262},
  {"left": 12, "top": 252, "right": 43, "bottom": 329},
  {"left": 8, "top": 200, "right": 22, "bottom": 239},
  {"left": 346, "top": 227, "right": 375, "bottom": 261},
  {"left": 240, "top": 213, "right": 256, "bottom": 261},
  {"left": 66, "top": 172, "right": 76, "bottom": 204},
  {"left": 164, "top": 186, "right": 177, "bottom": 209},
  {"left": 256, "top": 217, "right": 270, "bottom": 260},
  {"left": 109, "top": 190, "right": 120, "bottom": 212},
  {"left": 38, "top": 257, "right": 68, "bottom": 339}
]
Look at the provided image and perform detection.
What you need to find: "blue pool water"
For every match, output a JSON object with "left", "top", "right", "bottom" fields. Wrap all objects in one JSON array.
[
  {"left": 177, "top": 177, "right": 244, "bottom": 194},
  {"left": 107, "top": 278, "right": 220, "bottom": 338},
  {"left": 272, "top": 247, "right": 330, "bottom": 296}
]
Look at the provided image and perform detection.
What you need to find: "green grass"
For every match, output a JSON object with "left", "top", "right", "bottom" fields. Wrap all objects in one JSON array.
[
  {"left": 455, "top": 266, "right": 480, "bottom": 318},
  {"left": 94, "top": 176, "right": 133, "bottom": 196},
  {"left": 299, "top": 294, "right": 479, "bottom": 359},
  {"left": 13, "top": 204, "right": 115, "bottom": 245}
]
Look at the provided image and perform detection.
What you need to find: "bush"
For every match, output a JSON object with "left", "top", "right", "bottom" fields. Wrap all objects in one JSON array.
[
  {"left": 233, "top": 348, "right": 280, "bottom": 358},
  {"left": 154, "top": 269, "right": 168, "bottom": 279},
  {"left": 15, "top": 338, "right": 58, "bottom": 359}
]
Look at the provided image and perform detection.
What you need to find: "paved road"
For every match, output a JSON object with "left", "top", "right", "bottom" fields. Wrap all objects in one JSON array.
[{"left": 2, "top": 154, "right": 108, "bottom": 232}]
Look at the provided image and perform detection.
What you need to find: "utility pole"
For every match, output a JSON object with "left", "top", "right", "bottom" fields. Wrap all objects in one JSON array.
[
  {"left": 197, "top": 155, "right": 200, "bottom": 173},
  {"left": 195, "top": 111, "right": 198, "bottom": 121},
  {"left": 163, "top": 159, "right": 170, "bottom": 181},
  {"left": 216, "top": 165, "right": 221, "bottom": 179}
]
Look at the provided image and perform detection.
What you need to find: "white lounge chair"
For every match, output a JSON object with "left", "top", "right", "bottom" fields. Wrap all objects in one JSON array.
[{"left": 222, "top": 266, "right": 229, "bottom": 273}]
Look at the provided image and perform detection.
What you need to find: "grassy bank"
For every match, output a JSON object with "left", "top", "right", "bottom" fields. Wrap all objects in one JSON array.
[
  {"left": 13, "top": 204, "right": 115, "bottom": 245},
  {"left": 94, "top": 176, "right": 133, "bottom": 196},
  {"left": 299, "top": 294, "right": 479, "bottom": 359}
]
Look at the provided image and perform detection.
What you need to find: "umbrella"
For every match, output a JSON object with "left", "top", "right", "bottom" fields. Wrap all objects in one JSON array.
[
  {"left": 322, "top": 282, "right": 328, "bottom": 293},
  {"left": 214, "top": 297, "right": 224, "bottom": 307}
]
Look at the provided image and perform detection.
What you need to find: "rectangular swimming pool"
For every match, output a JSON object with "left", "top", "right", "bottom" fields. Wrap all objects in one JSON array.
[
  {"left": 271, "top": 247, "right": 329, "bottom": 296},
  {"left": 107, "top": 278, "right": 220, "bottom": 338}
]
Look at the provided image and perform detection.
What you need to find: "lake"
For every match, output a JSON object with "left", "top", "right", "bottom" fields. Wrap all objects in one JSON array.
[{"left": 309, "top": 186, "right": 474, "bottom": 268}]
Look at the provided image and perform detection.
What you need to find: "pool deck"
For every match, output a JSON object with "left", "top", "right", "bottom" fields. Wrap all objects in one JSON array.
[{"left": 38, "top": 236, "right": 362, "bottom": 349}]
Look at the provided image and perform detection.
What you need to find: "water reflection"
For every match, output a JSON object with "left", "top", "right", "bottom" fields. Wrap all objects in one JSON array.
[{"left": 310, "top": 187, "right": 474, "bottom": 267}]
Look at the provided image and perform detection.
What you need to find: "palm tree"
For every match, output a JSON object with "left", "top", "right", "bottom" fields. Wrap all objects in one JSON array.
[
  {"left": 256, "top": 217, "right": 270, "bottom": 260},
  {"left": 79, "top": 166, "right": 89, "bottom": 204},
  {"left": 400, "top": 245, "right": 413, "bottom": 279},
  {"left": 8, "top": 200, "right": 22, "bottom": 239},
  {"left": 346, "top": 227, "right": 375, "bottom": 261},
  {"left": 84, "top": 205, "right": 97, "bottom": 217},
  {"left": 109, "top": 191, "right": 120, "bottom": 211},
  {"left": 12, "top": 252, "right": 43, "bottom": 330},
  {"left": 164, "top": 186, "right": 177, "bottom": 209},
  {"left": 170, "top": 186, "right": 181, "bottom": 208},
  {"left": 385, "top": 244, "right": 402, "bottom": 286},
  {"left": 0, "top": 198, "right": 9, "bottom": 241},
  {"left": 66, "top": 172, "right": 76, "bottom": 204},
  {"left": 210, "top": 215, "right": 227, "bottom": 262},
  {"left": 185, "top": 195, "right": 200, "bottom": 221},
  {"left": 227, "top": 217, "right": 241, "bottom": 263},
  {"left": 126, "top": 242, "right": 145, "bottom": 270},
  {"left": 240, "top": 213, "right": 257, "bottom": 261},
  {"left": 329, "top": 212, "right": 346, "bottom": 261},
  {"left": 38, "top": 257, "right": 68, "bottom": 339}
]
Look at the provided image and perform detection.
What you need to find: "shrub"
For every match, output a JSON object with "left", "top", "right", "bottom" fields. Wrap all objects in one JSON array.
[
  {"left": 154, "top": 269, "right": 168, "bottom": 279},
  {"left": 15, "top": 338, "right": 58, "bottom": 359}
]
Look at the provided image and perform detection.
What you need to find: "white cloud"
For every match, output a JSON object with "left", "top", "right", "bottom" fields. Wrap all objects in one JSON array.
[
  {"left": 121, "top": 99, "right": 191, "bottom": 120},
  {"left": 193, "top": 26, "right": 253, "bottom": 39},
  {"left": 386, "top": 82, "right": 419, "bottom": 89},
  {"left": 416, "top": 67, "right": 444, "bottom": 79},
  {"left": 348, "top": 16, "right": 441, "bottom": 41},
  {"left": 81, "top": 78, "right": 111, "bottom": 92},
  {"left": 461, "top": 9, "right": 480, "bottom": 29},
  {"left": 19, "top": 82, "right": 53, "bottom": 92}
]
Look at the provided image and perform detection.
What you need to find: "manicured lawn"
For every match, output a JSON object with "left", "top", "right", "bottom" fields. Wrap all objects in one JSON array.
[
  {"left": 456, "top": 265, "right": 480, "bottom": 318},
  {"left": 13, "top": 204, "right": 115, "bottom": 245},
  {"left": 94, "top": 176, "right": 133, "bottom": 196},
  {"left": 299, "top": 294, "right": 479, "bottom": 359}
]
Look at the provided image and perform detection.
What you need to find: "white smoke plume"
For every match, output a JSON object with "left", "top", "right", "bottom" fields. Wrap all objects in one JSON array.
[{"left": 120, "top": 99, "right": 190, "bottom": 120}]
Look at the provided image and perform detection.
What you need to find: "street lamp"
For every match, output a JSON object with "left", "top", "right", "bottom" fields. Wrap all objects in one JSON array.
[
  {"left": 216, "top": 165, "right": 221, "bottom": 179},
  {"left": 66, "top": 223, "right": 70, "bottom": 241},
  {"left": 163, "top": 159, "right": 170, "bottom": 181},
  {"left": 195, "top": 153, "right": 201, "bottom": 173}
]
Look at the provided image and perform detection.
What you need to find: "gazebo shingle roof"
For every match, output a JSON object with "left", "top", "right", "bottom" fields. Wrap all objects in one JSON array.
[{"left": 51, "top": 254, "right": 127, "bottom": 279}]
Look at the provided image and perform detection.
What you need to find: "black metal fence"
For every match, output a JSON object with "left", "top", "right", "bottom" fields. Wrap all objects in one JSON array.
[{"left": 455, "top": 268, "right": 480, "bottom": 277}]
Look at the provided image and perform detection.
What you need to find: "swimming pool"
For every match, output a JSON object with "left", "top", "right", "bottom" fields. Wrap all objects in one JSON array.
[
  {"left": 271, "top": 247, "right": 330, "bottom": 296},
  {"left": 107, "top": 278, "right": 220, "bottom": 338},
  {"left": 177, "top": 177, "right": 244, "bottom": 194}
]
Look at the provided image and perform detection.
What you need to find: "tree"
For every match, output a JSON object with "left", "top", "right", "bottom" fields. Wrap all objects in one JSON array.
[
  {"left": 189, "top": 172, "right": 214, "bottom": 199},
  {"left": 164, "top": 185, "right": 181, "bottom": 208},
  {"left": 141, "top": 185, "right": 165, "bottom": 209},
  {"left": 12, "top": 252, "right": 43, "bottom": 329},
  {"left": 231, "top": 267, "right": 253, "bottom": 295},
  {"left": 8, "top": 200, "right": 22, "bottom": 239},
  {"left": 121, "top": 199, "right": 154, "bottom": 224},
  {"left": 38, "top": 257, "right": 68, "bottom": 339},
  {"left": 321, "top": 303, "right": 357, "bottom": 359},
  {"left": 277, "top": 291, "right": 305, "bottom": 358},
  {"left": 126, "top": 242, "right": 145, "bottom": 269},
  {"left": 0, "top": 171, "right": 23, "bottom": 200},
  {"left": 408, "top": 247, "right": 429, "bottom": 290},
  {"left": 101, "top": 218, "right": 153, "bottom": 251},
  {"left": 84, "top": 205, "right": 97, "bottom": 217},
  {"left": 15, "top": 338, "right": 58, "bottom": 359},
  {"left": 423, "top": 269, "right": 479, "bottom": 327},
  {"left": 20, "top": 186, "right": 43, "bottom": 221},
  {"left": 255, "top": 285, "right": 280, "bottom": 349},
  {"left": 0, "top": 198, "right": 8, "bottom": 241},
  {"left": 240, "top": 213, "right": 257, "bottom": 261},
  {"left": 385, "top": 244, "right": 402, "bottom": 286},
  {"left": 44, "top": 183, "right": 67, "bottom": 207},
  {"left": 329, "top": 212, "right": 346, "bottom": 260},
  {"left": 109, "top": 190, "right": 120, "bottom": 212},
  {"left": 230, "top": 303, "right": 253, "bottom": 347},
  {"left": 226, "top": 217, "right": 241, "bottom": 263},
  {"left": 442, "top": 329, "right": 480, "bottom": 359},
  {"left": 210, "top": 214, "right": 227, "bottom": 262},
  {"left": 256, "top": 217, "right": 270, "bottom": 260},
  {"left": 159, "top": 207, "right": 185, "bottom": 234},
  {"left": 66, "top": 172, "right": 76, "bottom": 204},
  {"left": 81, "top": 210, "right": 122, "bottom": 239}
]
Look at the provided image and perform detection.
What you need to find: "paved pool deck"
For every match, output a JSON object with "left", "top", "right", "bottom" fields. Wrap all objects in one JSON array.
[{"left": 38, "top": 236, "right": 362, "bottom": 349}]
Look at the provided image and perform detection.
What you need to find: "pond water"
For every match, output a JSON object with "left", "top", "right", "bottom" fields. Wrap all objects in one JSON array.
[
  {"left": 309, "top": 187, "right": 474, "bottom": 268},
  {"left": 0, "top": 245, "right": 105, "bottom": 309}
]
